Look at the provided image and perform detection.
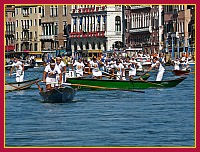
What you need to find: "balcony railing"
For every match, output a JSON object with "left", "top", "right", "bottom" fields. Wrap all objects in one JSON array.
[
  {"left": 71, "top": 6, "right": 106, "bottom": 14},
  {"left": 22, "top": 25, "right": 30, "bottom": 30},
  {"left": 40, "top": 35, "right": 55, "bottom": 40},
  {"left": 129, "top": 27, "right": 149, "bottom": 33},
  {"left": 70, "top": 31, "right": 105, "bottom": 38}
]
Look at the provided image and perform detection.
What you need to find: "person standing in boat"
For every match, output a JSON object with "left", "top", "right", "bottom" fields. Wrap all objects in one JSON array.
[
  {"left": 55, "top": 56, "right": 66, "bottom": 83},
  {"left": 173, "top": 58, "right": 180, "bottom": 70},
  {"left": 10, "top": 57, "right": 24, "bottom": 82},
  {"left": 43, "top": 59, "right": 62, "bottom": 90},
  {"left": 147, "top": 57, "right": 165, "bottom": 81},
  {"left": 73, "top": 57, "right": 85, "bottom": 77},
  {"left": 128, "top": 60, "right": 137, "bottom": 80},
  {"left": 91, "top": 58, "right": 102, "bottom": 79}
]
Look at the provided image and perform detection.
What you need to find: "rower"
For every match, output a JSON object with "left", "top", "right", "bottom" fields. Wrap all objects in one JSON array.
[
  {"left": 173, "top": 58, "right": 180, "bottom": 70},
  {"left": 55, "top": 56, "right": 66, "bottom": 83},
  {"left": 43, "top": 59, "right": 62, "bottom": 90},
  {"left": 128, "top": 60, "right": 137, "bottom": 80},
  {"left": 10, "top": 57, "right": 24, "bottom": 82},
  {"left": 147, "top": 57, "right": 165, "bottom": 81},
  {"left": 73, "top": 57, "right": 85, "bottom": 77},
  {"left": 91, "top": 58, "right": 102, "bottom": 79}
]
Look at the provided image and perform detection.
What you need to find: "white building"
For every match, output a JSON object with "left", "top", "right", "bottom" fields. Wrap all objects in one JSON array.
[{"left": 70, "top": 5, "right": 123, "bottom": 58}]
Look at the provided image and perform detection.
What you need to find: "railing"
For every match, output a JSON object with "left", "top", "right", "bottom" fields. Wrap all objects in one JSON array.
[
  {"left": 40, "top": 35, "right": 55, "bottom": 40},
  {"left": 22, "top": 25, "right": 30, "bottom": 30},
  {"left": 129, "top": 27, "right": 149, "bottom": 33},
  {"left": 71, "top": 6, "right": 106, "bottom": 14},
  {"left": 70, "top": 31, "right": 105, "bottom": 38}
]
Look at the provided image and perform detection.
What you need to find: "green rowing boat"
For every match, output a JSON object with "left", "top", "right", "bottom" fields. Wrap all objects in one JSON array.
[{"left": 65, "top": 76, "right": 186, "bottom": 90}]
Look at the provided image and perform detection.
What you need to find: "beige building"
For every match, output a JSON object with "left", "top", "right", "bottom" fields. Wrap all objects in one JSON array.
[
  {"left": 40, "top": 5, "right": 71, "bottom": 52},
  {"left": 5, "top": 5, "right": 15, "bottom": 52},
  {"left": 15, "top": 5, "right": 42, "bottom": 52}
]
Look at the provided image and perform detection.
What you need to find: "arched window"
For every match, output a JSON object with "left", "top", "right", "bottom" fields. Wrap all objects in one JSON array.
[
  {"left": 92, "top": 42, "right": 95, "bottom": 49},
  {"left": 80, "top": 42, "right": 83, "bottom": 50},
  {"left": 98, "top": 42, "right": 101, "bottom": 49},
  {"left": 74, "top": 42, "right": 77, "bottom": 51},
  {"left": 115, "top": 16, "right": 121, "bottom": 32},
  {"left": 86, "top": 42, "right": 89, "bottom": 49}
]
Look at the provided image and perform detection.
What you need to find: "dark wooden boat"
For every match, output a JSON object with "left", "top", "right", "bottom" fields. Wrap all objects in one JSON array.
[
  {"left": 6, "top": 78, "right": 39, "bottom": 91},
  {"left": 172, "top": 70, "right": 190, "bottom": 76},
  {"left": 39, "top": 86, "right": 75, "bottom": 103},
  {"left": 65, "top": 76, "right": 187, "bottom": 90}
]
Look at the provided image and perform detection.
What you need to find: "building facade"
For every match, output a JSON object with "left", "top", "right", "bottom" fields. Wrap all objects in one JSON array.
[
  {"left": 164, "top": 5, "right": 195, "bottom": 57},
  {"left": 125, "top": 5, "right": 163, "bottom": 54},
  {"left": 40, "top": 5, "right": 71, "bottom": 53},
  {"left": 124, "top": 5, "right": 195, "bottom": 58},
  {"left": 70, "top": 5, "right": 123, "bottom": 58},
  {"left": 14, "top": 5, "right": 42, "bottom": 52},
  {"left": 5, "top": 5, "right": 15, "bottom": 52}
]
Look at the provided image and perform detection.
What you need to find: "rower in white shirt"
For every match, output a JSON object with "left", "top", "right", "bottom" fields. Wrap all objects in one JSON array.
[
  {"left": 43, "top": 59, "right": 62, "bottom": 90},
  {"left": 73, "top": 58, "right": 85, "bottom": 77},
  {"left": 147, "top": 57, "right": 165, "bottom": 81},
  {"left": 10, "top": 57, "right": 24, "bottom": 82}
]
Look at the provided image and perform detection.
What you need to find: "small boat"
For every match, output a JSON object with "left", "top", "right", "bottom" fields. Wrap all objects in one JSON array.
[
  {"left": 172, "top": 69, "right": 190, "bottom": 76},
  {"left": 39, "top": 86, "right": 75, "bottom": 103},
  {"left": 5, "top": 78, "right": 39, "bottom": 91},
  {"left": 65, "top": 76, "right": 187, "bottom": 90}
]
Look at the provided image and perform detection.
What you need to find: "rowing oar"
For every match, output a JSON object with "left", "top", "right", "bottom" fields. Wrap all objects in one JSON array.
[
  {"left": 102, "top": 71, "right": 121, "bottom": 79},
  {"left": 62, "top": 83, "right": 145, "bottom": 93},
  {"left": 5, "top": 73, "right": 16, "bottom": 76}
]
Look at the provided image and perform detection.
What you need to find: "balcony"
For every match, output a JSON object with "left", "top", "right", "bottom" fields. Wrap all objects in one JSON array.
[
  {"left": 70, "top": 31, "right": 105, "bottom": 38},
  {"left": 129, "top": 27, "right": 149, "bottom": 33},
  {"left": 130, "top": 5, "right": 151, "bottom": 10},
  {"left": 20, "top": 38, "right": 30, "bottom": 42},
  {"left": 71, "top": 6, "right": 106, "bottom": 14},
  {"left": 40, "top": 35, "right": 55, "bottom": 40},
  {"left": 22, "top": 25, "right": 30, "bottom": 31}
]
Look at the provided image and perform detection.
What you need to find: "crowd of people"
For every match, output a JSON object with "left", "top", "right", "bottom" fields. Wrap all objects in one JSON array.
[{"left": 9, "top": 51, "right": 193, "bottom": 91}]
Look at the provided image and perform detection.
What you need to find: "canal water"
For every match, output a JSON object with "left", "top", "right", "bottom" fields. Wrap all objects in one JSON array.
[{"left": 5, "top": 66, "right": 195, "bottom": 147}]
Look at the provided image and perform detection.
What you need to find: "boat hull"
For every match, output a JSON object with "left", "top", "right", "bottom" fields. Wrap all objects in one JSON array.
[
  {"left": 172, "top": 70, "right": 190, "bottom": 76},
  {"left": 5, "top": 78, "right": 39, "bottom": 91},
  {"left": 66, "top": 77, "right": 186, "bottom": 90},
  {"left": 39, "top": 86, "right": 75, "bottom": 103}
]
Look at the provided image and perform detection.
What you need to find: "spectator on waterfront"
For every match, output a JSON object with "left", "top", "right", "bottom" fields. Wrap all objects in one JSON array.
[
  {"left": 147, "top": 57, "right": 165, "bottom": 81},
  {"left": 43, "top": 59, "right": 62, "bottom": 90},
  {"left": 10, "top": 57, "right": 24, "bottom": 82}
]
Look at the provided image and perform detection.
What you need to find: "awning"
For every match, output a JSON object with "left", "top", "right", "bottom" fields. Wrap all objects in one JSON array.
[{"left": 5, "top": 45, "right": 14, "bottom": 51}]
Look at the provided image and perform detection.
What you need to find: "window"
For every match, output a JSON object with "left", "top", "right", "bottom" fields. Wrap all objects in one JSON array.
[
  {"left": 34, "top": 19, "right": 37, "bottom": 26},
  {"left": 86, "top": 42, "right": 89, "bottom": 49},
  {"left": 42, "top": 6, "right": 45, "bottom": 17},
  {"left": 15, "top": 8, "right": 18, "bottom": 15},
  {"left": 30, "top": 8, "right": 32, "bottom": 14},
  {"left": 98, "top": 42, "right": 101, "bottom": 49},
  {"left": 35, "top": 7, "right": 37, "bottom": 13},
  {"left": 54, "top": 5, "right": 58, "bottom": 17},
  {"left": 30, "top": 20, "right": 32, "bottom": 26},
  {"left": 50, "top": 5, "right": 53, "bottom": 17},
  {"left": 16, "top": 32, "right": 18, "bottom": 39},
  {"left": 115, "top": 16, "right": 121, "bottom": 32},
  {"left": 34, "top": 43, "right": 37, "bottom": 51},
  {"left": 30, "top": 32, "right": 32, "bottom": 39},
  {"left": 39, "top": 19, "right": 41, "bottom": 26},
  {"left": 92, "top": 42, "right": 95, "bottom": 49},
  {"left": 16, "top": 20, "right": 18, "bottom": 27},
  {"left": 39, "top": 7, "right": 41, "bottom": 13},
  {"left": 63, "top": 5, "right": 67, "bottom": 16}
]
